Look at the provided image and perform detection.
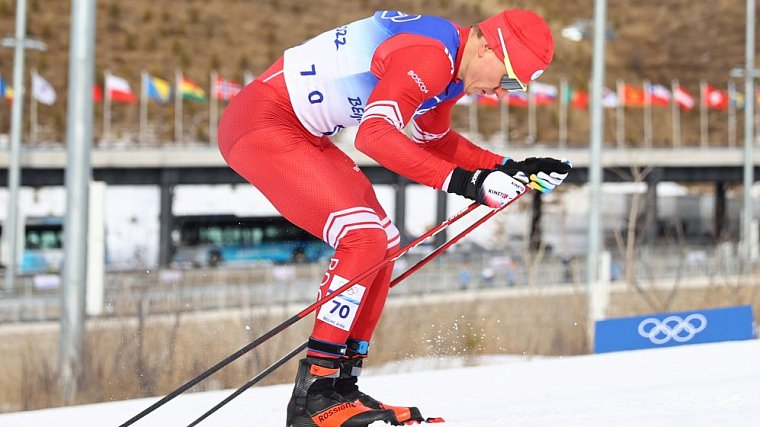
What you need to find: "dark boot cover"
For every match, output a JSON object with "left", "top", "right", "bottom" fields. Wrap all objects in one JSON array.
[
  {"left": 287, "top": 357, "right": 397, "bottom": 427},
  {"left": 335, "top": 358, "right": 425, "bottom": 425}
]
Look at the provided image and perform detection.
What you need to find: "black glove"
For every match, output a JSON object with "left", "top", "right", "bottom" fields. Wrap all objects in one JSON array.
[
  {"left": 445, "top": 167, "right": 526, "bottom": 208},
  {"left": 497, "top": 157, "right": 572, "bottom": 193}
]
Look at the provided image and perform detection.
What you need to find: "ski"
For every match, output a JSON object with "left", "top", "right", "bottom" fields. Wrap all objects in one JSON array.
[{"left": 402, "top": 417, "right": 446, "bottom": 424}]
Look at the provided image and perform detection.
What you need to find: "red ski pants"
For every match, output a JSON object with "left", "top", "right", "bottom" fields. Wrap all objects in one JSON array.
[{"left": 218, "top": 76, "right": 399, "bottom": 357}]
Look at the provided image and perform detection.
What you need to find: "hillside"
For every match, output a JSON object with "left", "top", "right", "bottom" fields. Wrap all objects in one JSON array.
[{"left": 0, "top": 0, "right": 753, "bottom": 146}]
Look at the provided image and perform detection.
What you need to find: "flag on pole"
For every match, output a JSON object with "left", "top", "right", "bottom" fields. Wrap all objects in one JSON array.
[
  {"left": 32, "top": 73, "right": 56, "bottom": 105},
  {"left": 529, "top": 82, "right": 557, "bottom": 105},
  {"left": 569, "top": 88, "right": 589, "bottom": 109},
  {"left": 93, "top": 84, "right": 103, "bottom": 102},
  {"left": 476, "top": 93, "right": 500, "bottom": 106},
  {"left": 729, "top": 90, "right": 744, "bottom": 108},
  {"left": 646, "top": 83, "right": 671, "bottom": 107},
  {"left": 455, "top": 94, "right": 474, "bottom": 105},
  {"left": 1, "top": 76, "right": 13, "bottom": 101},
  {"left": 0, "top": 76, "right": 8, "bottom": 99},
  {"left": 602, "top": 87, "right": 620, "bottom": 108},
  {"left": 674, "top": 85, "right": 695, "bottom": 110},
  {"left": 146, "top": 74, "right": 172, "bottom": 103},
  {"left": 621, "top": 84, "right": 645, "bottom": 107},
  {"left": 180, "top": 77, "right": 207, "bottom": 102},
  {"left": 106, "top": 74, "right": 137, "bottom": 103},
  {"left": 213, "top": 76, "right": 241, "bottom": 101},
  {"left": 562, "top": 85, "right": 589, "bottom": 110},
  {"left": 702, "top": 84, "right": 729, "bottom": 110},
  {"left": 506, "top": 91, "right": 529, "bottom": 107}
]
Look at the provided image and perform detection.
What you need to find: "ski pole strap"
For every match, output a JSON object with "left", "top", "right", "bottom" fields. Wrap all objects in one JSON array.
[
  {"left": 346, "top": 338, "right": 369, "bottom": 357},
  {"left": 307, "top": 337, "right": 348, "bottom": 357}
]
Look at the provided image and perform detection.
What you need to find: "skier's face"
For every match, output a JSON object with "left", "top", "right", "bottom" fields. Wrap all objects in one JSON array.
[{"left": 463, "top": 38, "right": 513, "bottom": 99}]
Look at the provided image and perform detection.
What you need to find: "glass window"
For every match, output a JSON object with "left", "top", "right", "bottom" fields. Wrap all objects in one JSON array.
[{"left": 25, "top": 227, "right": 63, "bottom": 250}]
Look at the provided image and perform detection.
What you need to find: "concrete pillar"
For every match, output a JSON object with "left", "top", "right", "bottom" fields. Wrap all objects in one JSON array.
[
  {"left": 644, "top": 169, "right": 661, "bottom": 245},
  {"left": 158, "top": 169, "right": 176, "bottom": 268},
  {"left": 530, "top": 191, "right": 542, "bottom": 251},
  {"left": 588, "top": 250, "right": 612, "bottom": 349},
  {"left": 86, "top": 181, "right": 105, "bottom": 316},
  {"left": 714, "top": 181, "right": 727, "bottom": 242}
]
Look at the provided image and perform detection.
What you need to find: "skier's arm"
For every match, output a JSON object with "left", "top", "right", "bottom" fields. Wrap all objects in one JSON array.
[
  {"left": 355, "top": 36, "right": 460, "bottom": 190},
  {"left": 410, "top": 98, "right": 506, "bottom": 171}
]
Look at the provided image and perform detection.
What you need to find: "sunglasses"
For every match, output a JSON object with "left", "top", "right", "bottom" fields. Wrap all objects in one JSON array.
[{"left": 497, "top": 28, "right": 527, "bottom": 92}]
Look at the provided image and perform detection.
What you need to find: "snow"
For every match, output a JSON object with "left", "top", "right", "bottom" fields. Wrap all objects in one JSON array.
[{"left": 1, "top": 340, "right": 758, "bottom": 426}]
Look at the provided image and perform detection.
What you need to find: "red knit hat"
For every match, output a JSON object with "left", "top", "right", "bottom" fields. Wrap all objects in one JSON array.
[{"left": 479, "top": 9, "right": 554, "bottom": 84}]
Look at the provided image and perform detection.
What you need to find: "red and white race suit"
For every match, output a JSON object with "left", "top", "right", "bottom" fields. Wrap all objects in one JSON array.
[{"left": 218, "top": 11, "right": 503, "bottom": 353}]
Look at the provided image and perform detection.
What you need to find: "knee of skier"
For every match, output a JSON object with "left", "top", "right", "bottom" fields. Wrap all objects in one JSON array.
[
  {"left": 336, "top": 227, "right": 389, "bottom": 264},
  {"left": 381, "top": 220, "right": 401, "bottom": 250}
]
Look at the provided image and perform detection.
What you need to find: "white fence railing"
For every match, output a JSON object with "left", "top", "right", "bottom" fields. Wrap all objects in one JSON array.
[{"left": 0, "top": 246, "right": 753, "bottom": 323}]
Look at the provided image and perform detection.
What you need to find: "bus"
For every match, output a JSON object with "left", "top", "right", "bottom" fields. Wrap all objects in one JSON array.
[
  {"left": 170, "top": 215, "right": 334, "bottom": 268},
  {"left": 0, "top": 216, "right": 64, "bottom": 274}
]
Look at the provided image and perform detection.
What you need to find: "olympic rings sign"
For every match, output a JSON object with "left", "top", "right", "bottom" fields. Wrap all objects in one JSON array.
[{"left": 637, "top": 314, "right": 708, "bottom": 345}]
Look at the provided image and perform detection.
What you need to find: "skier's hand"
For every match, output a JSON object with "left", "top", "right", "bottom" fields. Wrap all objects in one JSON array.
[
  {"left": 498, "top": 157, "right": 571, "bottom": 193},
  {"left": 446, "top": 167, "right": 526, "bottom": 208}
]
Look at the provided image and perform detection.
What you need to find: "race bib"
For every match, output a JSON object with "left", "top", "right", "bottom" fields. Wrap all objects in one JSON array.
[{"left": 316, "top": 275, "right": 366, "bottom": 331}]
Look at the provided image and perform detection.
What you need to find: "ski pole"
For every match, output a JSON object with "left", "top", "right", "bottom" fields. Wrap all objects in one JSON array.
[
  {"left": 186, "top": 342, "right": 308, "bottom": 427},
  {"left": 390, "top": 190, "right": 526, "bottom": 286},
  {"left": 186, "top": 190, "right": 530, "bottom": 426},
  {"left": 120, "top": 201, "right": 480, "bottom": 427}
]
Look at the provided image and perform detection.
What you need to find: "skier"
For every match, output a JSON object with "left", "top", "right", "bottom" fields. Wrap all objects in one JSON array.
[{"left": 218, "top": 8, "right": 571, "bottom": 427}]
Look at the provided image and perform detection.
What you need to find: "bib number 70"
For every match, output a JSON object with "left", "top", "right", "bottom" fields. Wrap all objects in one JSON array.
[
  {"left": 316, "top": 276, "right": 366, "bottom": 331},
  {"left": 329, "top": 300, "right": 351, "bottom": 319}
]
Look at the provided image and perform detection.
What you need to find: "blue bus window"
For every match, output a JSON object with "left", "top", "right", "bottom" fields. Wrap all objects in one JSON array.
[{"left": 171, "top": 215, "right": 334, "bottom": 268}]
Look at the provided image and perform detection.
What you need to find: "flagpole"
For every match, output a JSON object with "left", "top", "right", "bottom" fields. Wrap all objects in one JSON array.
[
  {"left": 175, "top": 70, "right": 182, "bottom": 144},
  {"left": 741, "top": 0, "right": 756, "bottom": 263},
  {"left": 103, "top": 70, "right": 111, "bottom": 143},
  {"left": 559, "top": 78, "right": 568, "bottom": 148},
  {"left": 728, "top": 80, "right": 736, "bottom": 148},
  {"left": 30, "top": 68, "right": 38, "bottom": 145},
  {"left": 210, "top": 70, "right": 218, "bottom": 147},
  {"left": 643, "top": 79, "right": 652, "bottom": 149},
  {"left": 671, "top": 80, "right": 681, "bottom": 148},
  {"left": 139, "top": 70, "right": 147, "bottom": 145},
  {"left": 528, "top": 85, "right": 536, "bottom": 144},
  {"left": 700, "top": 79, "right": 708, "bottom": 147},
  {"left": 0, "top": 78, "right": 4, "bottom": 135},
  {"left": 616, "top": 79, "right": 624, "bottom": 149},
  {"left": 3, "top": 0, "right": 30, "bottom": 293},
  {"left": 756, "top": 91, "right": 759, "bottom": 149}
]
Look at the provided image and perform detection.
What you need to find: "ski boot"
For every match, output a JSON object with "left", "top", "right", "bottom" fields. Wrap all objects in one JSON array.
[
  {"left": 335, "top": 340, "right": 441, "bottom": 425},
  {"left": 286, "top": 356, "right": 397, "bottom": 427}
]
